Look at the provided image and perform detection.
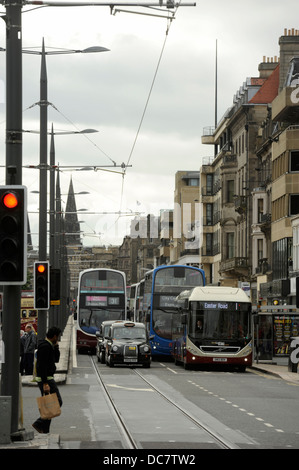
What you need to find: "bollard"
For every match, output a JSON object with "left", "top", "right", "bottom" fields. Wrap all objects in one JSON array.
[{"left": 0, "top": 396, "right": 12, "bottom": 444}]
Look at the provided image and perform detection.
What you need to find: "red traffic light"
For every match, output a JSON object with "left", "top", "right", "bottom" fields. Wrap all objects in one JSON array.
[{"left": 2, "top": 192, "right": 18, "bottom": 209}]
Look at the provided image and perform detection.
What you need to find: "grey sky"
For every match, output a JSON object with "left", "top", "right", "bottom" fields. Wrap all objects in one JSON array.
[{"left": 0, "top": 0, "right": 297, "bottom": 247}]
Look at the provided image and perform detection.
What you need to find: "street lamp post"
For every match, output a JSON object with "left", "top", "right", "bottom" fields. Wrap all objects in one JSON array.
[
  {"left": 48, "top": 126, "right": 95, "bottom": 328},
  {"left": 35, "top": 40, "right": 109, "bottom": 340}
]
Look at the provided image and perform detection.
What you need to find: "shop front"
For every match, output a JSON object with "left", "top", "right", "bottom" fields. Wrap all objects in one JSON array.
[{"left": 254, "top": 307, "right": 299, "bottom": 363}]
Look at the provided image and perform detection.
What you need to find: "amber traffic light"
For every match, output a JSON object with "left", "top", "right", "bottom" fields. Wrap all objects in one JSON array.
[{"left": 34, "top": 261, "right": 50, "bottom": 310}]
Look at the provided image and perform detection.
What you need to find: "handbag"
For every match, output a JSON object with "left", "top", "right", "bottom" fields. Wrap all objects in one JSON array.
[{"left": 36, "top": 393, "right": 61, "bottom": 419}]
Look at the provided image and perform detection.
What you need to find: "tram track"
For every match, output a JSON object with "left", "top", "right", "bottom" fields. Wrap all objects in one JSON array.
[
  {"left": 90, "top": 355, "right": 240, "bottom": 449},
  {"left": 90, "top": 355, "right": 138, "bottom": 449},
  {"left": 131, "top": 367, "right": 239, "bottom": 450}
]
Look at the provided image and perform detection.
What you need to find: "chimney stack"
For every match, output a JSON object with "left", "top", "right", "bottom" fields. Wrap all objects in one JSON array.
[
  {"left": 279, "top": 28, "right": 299, "bottom": 91},
  {"left": 259, "top": 56, "right": 279, "bottom": 78}
]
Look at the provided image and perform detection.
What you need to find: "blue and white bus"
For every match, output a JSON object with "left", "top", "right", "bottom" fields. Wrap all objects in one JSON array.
[{"left": 135, "top": 265, "right": 205, "bottom": 357}]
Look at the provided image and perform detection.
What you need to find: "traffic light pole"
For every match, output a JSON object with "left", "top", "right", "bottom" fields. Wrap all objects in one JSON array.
[
  {"left": 0, "top": 0, "right": 25, "bottom": 438},
  {"left": 37, "top": 40, "right": 48, "bottom": 341}
]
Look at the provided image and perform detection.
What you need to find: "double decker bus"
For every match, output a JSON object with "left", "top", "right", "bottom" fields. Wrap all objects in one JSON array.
[
  {"left": 127, "top": 283, "right": 138, "bottom": 321},
  {"left": 136, "top": 265, "right": 205, "bottom": 357},
  {"left": 77, "top": 268, "right": 127, "bottom": 352},
  {"left": 173, "top": 286, "right": 252, "bottom": 371},
  {"left": 21, "top": 291, "right": 37, "bottom": 331}
]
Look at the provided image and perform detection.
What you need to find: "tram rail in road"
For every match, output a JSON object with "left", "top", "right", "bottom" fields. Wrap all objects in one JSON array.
[
  {"left": 90, "top": 355, "right": 240, "bottom": 450},
  {"left": 90, "top": 354, "right": 138, "bottom": 449}
]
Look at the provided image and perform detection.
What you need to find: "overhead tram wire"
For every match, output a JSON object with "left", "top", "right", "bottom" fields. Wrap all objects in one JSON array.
[
  {"left": 117, "top": 3, "right": 180, "bottom": 219},
  {"left": 124, "top": 11, "right": 177, "bottom": 170},
  {"left": 26, "top": 100, "right": 118, "bottom": 167}
]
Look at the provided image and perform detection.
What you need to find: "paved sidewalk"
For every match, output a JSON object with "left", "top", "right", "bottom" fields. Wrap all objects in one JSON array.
[
  {"left": 250, "top": 361, "right": 299, "bottom": 384},
  {"left": 21, "top": 317, "right": 73, "bottom": 387},
  {"left": 0, "top": 316, "right": 73, "bottom": 450}
]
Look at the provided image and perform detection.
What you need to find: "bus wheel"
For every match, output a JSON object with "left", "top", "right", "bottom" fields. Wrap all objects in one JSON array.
[{"left": 183, "top": 361, "right": 191, "bottom": 370}]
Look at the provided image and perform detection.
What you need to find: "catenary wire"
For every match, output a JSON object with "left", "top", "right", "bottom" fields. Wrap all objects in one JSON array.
[{"left": 117, "top": 4, "right": 180, "bottom": 221}]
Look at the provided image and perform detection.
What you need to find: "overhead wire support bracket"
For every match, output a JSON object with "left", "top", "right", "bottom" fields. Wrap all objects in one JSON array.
[
  {"left": 22, "top": 1, "right": 196, "bottom": 7},
  {"left": 111, "top": 7, "right": 175, "bottom": 18}
]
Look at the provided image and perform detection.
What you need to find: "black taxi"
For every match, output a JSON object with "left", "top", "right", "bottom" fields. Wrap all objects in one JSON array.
[
  {"left": 96, "top": 320, "right": 119, "bottom": 364},
  {"left": 105, "top": 321, "right": 151, "bottom": 367}
]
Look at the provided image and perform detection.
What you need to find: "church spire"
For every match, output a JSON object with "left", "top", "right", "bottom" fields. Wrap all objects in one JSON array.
[{"left": 65, "top": 177, "right": 82, "bottom": 247}]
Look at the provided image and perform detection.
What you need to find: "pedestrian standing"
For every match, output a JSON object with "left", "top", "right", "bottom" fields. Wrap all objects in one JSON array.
[
  {"left": 32, "top": 326, "right": 62, "bottom": 434},
  {"left": 20, "top": 330, "right": 26, "bottom": 375},
  {"left": 23, "top": 324, "right": 37, "bottom": 375}
]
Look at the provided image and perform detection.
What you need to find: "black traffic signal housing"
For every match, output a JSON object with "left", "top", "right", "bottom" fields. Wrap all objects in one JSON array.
[
  {"left": 50, "top": 268, "right": 61, "bottom": 305},
  {"left": 34, "top": 261, "right": 50, "bottom": 310},
  {"left": 0, "top": 185, "right": 27, "bottom": 284}
]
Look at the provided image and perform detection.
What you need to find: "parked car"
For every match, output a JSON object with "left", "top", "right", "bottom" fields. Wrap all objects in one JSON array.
[
  {"left": 105, "top": 321, "right": 152, "bottom": 368},
  {"left": 96, "top": 320, "right": 119, "bottom": 363}
]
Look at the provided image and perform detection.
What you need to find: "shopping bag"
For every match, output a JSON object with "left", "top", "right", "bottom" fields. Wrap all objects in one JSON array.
[{"left": 36, "top": 393, "right": 61, "bottom": 419}]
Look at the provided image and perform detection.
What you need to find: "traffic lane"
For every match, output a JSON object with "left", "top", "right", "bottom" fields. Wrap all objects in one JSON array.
[
  {"left": 154, "top": 362, "right": 299, "bottom": 449},
  {"left": 99, "top": 362, "right": 258, "bottom": 449},
  {"left": 99, "top": 364, "right": 222, "bottom": 449}
]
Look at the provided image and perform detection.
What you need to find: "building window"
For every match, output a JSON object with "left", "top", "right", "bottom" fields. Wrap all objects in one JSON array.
[
  {"left": 257, "top": 238, "right": 263, "bottom": 262},
  {"left": 227, "top": 180, "right": 234, "bottom": 203},
  {"left": 206, "top": 204, "right": 213, "bottom": 225},
  {"left": 227, "top": 233, "right": 235, "bottom": 259},
  {"left": 188, "top": 178, "right": 199, "bottom": 186},
  {"left": 272, "top": 238, "right": 292, "bottom": 280},
  {"left": 290, "top": 194, "right": 299, "bottom": 216},
  {"left": 206, "top": 174, "right": 213, "bottom": 195},
  {"left": 258, "top": 198, "right": 264, "bottom": 223},
  {"left": 290, "top": 151, "right": 299, "bottom": 172},
  {"left": 294, "top": 225, "right": 299, "bottom": 272},
  {"left": 206, "top": 233, "right": 213, "bottom": 255}
]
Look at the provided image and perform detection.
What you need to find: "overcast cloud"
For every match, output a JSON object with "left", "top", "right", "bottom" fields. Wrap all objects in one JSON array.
[{"left": 0, "top": 0, "right": 297, "bottom": 247}]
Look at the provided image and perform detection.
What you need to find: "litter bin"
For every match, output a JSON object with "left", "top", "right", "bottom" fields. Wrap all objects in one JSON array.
[{"left": 288, "top": 336, "right": 299, "bottom": 373}]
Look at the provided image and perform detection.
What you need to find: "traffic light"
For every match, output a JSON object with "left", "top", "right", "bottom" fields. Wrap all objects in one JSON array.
[
  {"left": 0, "top": 185, "right": 27, "bottom": 284},
  {"left": 50, "top": 268, "right": 61, "bottom": 305},
  {"left": 34, "top": 262, "right": 50, "bottom": 310}
]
